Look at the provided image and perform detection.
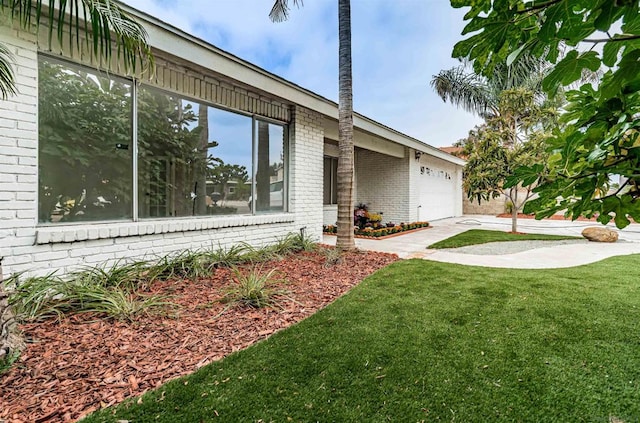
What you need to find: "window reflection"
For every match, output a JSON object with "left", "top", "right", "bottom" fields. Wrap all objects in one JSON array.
[
  {"left": 38, "top": 58, "right": 133, "bottom": 223},
  {"left": 137, "top": 86, "right": 253, "bottom": 217},
  {"left": 254, "top": 122, "right": 285, "bottom": 213},
  {"left": 38, "top": 57, "right": 288, "bottom": 224},
  {"left": 323, "top": 156, "right": 338, "bottom": 205}
]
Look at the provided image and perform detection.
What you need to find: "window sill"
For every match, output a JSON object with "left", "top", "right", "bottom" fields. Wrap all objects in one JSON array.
[{"left": 35, "top": 214, "right": 295, "bottom": 245}]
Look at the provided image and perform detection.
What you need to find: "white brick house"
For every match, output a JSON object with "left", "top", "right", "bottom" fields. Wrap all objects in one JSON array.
[{"left": 0, "top": 5, "right": 464, "bottom": 278}]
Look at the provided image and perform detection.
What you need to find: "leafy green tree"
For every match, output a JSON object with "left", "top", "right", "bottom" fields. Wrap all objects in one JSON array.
[
  {"left": 458, "top": 88, "right": 551, "bottom": 232},
  {"left": 39, "top": 62, "right": 219, "bottom": 222},
  {"left": 451, "top": 0, "right": 640, "bottom": 228},
  {"left": 432, "top": 54, "right": 560, "bottom": 231},
  {"left": 271, "top": 0, "right": 356, "bottom": 250},
  {"left": 0, "top": 0, "right": 152, "bottom": 99}
]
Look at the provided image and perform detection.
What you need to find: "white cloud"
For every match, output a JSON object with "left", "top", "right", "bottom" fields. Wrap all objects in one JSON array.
[{"left": 123, "top": 0, "right": 482, "bottom": 146}]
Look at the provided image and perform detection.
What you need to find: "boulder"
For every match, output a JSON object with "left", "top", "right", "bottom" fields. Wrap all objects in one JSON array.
[{"left": 581, "top": 227, "right": 619, "bottom": 243}]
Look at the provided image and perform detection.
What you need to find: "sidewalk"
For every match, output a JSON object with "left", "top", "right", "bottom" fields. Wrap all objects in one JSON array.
[{"left": 321, "top": 215, "right": 640, "bottom": 269}]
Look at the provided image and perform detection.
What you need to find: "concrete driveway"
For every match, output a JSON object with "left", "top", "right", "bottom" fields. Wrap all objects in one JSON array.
[{"left": 321, "top": 215, "right": 640, "bottom": 269}]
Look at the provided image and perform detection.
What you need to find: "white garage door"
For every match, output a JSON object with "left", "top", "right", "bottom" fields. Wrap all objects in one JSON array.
[{"left": 417, "top": 165, "right": 458, "bottom": 221}]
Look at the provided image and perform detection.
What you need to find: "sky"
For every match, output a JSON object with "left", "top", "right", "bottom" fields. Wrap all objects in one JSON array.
[{"left": 122, "top": 0, "right": 483, "bottom": 148}]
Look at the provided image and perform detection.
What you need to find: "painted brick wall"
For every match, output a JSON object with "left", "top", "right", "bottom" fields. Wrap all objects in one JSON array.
[
  {"left": 355, "top": 148, "right": 410, "bottom": 224},
  {"left": 0, "top": 24, "right": 40, "bottom": 274},
  {"left": 0, "top": 28, "right": 324, "bottom": 279},
  {"left": 289, "top": 106, "right": 324, "bottom": 239}
]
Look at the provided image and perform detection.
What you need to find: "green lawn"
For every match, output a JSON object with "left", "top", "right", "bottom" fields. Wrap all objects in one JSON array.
[
  {"left": 428, "top": 228, "right": 582, "bottom": 249},
  {"left": 86, "top": 257, "right": 640, "bottom": 422}
]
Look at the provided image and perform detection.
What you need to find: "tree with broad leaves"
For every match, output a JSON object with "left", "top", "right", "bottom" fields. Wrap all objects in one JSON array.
[
  {"left": 451, "top": 0, "right": 640, "bottom": 228},
  {"left": 207, "top": 160, "right": 249, "bottom": 203},
  {"left": 457, "top": 88, "right": 553, "bottom": 232},
  {"left": 270, "top": 0, "right": 356, "bottom": 250},
  {"left": 432, "top": 55, "right": 560, "bottom": 232}
]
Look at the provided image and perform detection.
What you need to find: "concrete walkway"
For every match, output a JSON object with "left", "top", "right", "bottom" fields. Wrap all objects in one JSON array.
[{"left": 322, "top": 215, "right": 640, "bottom": 269}]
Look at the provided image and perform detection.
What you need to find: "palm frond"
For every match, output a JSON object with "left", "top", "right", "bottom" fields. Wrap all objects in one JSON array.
[
  {"left": 0, "top": 0, "right": 153, "bottom": 99},
  {"left": 494, "top": 54, "right": 550, "bottom": 92},
  {"left": 269, "top": 0, "right": 302, "bottom": 23},
  {"left": 430, "top": 66, "right": 494, "bottom": 116},
  {"left": 0, "top": 44, "right": 17, "bottom": 100},
  {"left": 84, "top": 0, "right": 153, "bottom": 72}
]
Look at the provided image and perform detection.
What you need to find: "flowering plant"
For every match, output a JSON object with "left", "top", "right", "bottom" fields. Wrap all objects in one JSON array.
[{"left": 353, "top": 203, "right": 370, "bottom": 228}]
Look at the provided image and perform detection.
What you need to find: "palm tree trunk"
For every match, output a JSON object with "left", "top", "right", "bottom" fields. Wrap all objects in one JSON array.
[{"left": 336, "top": 0, "right": 355, "bottom": 251}]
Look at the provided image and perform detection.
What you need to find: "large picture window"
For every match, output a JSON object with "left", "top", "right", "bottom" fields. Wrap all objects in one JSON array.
[
  {"left": 37, "top": 57, "right": 288, "bottom": 224},
  {"left": 38, "top": 58, "right": 133, "bottom": 223}
]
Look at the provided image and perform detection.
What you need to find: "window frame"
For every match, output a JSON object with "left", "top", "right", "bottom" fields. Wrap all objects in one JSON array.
[
  {"left": 323, "top": 155, "right": 338, "bottom": 206},
  {"left": 37, "top": 55, "right": 136, "bottom": 226},
  {"left": 36, "top": 54, "right": 290, "bottom": 226},
  {"left": 252, "top": 116, "right": 289, "bottom": 215}
]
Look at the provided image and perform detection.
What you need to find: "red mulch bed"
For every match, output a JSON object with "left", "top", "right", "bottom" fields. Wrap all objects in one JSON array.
[
  {"left": 0, "top": 248, "right": 398, "bottom": 423},
  {"left": 496, "top": 213, "right": 597, "bottom": 221}
]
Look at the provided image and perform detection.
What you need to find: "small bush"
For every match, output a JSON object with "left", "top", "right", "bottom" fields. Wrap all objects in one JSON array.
[{"left": 505, "top": 200, "right": 514, "bottom": 214}]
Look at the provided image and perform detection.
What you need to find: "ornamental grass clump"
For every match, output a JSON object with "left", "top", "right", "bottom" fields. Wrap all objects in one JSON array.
[
  {"left": 245, "top": 232, "right": 317, "bottom": 263},
  {"left": 202, "top": 244, "right": 249, "bottom": 269},
  {"left": 5, "top": 234, "right": 317, "bottom": 323},
  {"left": 223, "top": 266, "right": 286, "bottom": 309},
  {"left": 6, "top": 269, "right": 169, "bottom": 322},
  {"left": 70, "top": 259, "right": 151, "bottom": 290},
  {"left": 0, "top": 351, "right": 19, "bottom": 376},
  {"left": 148, "top": 250, "right": 213, "bottom": 281},
  {"left": 321, "top": 247, "right": 344, "bottom": 268}
]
